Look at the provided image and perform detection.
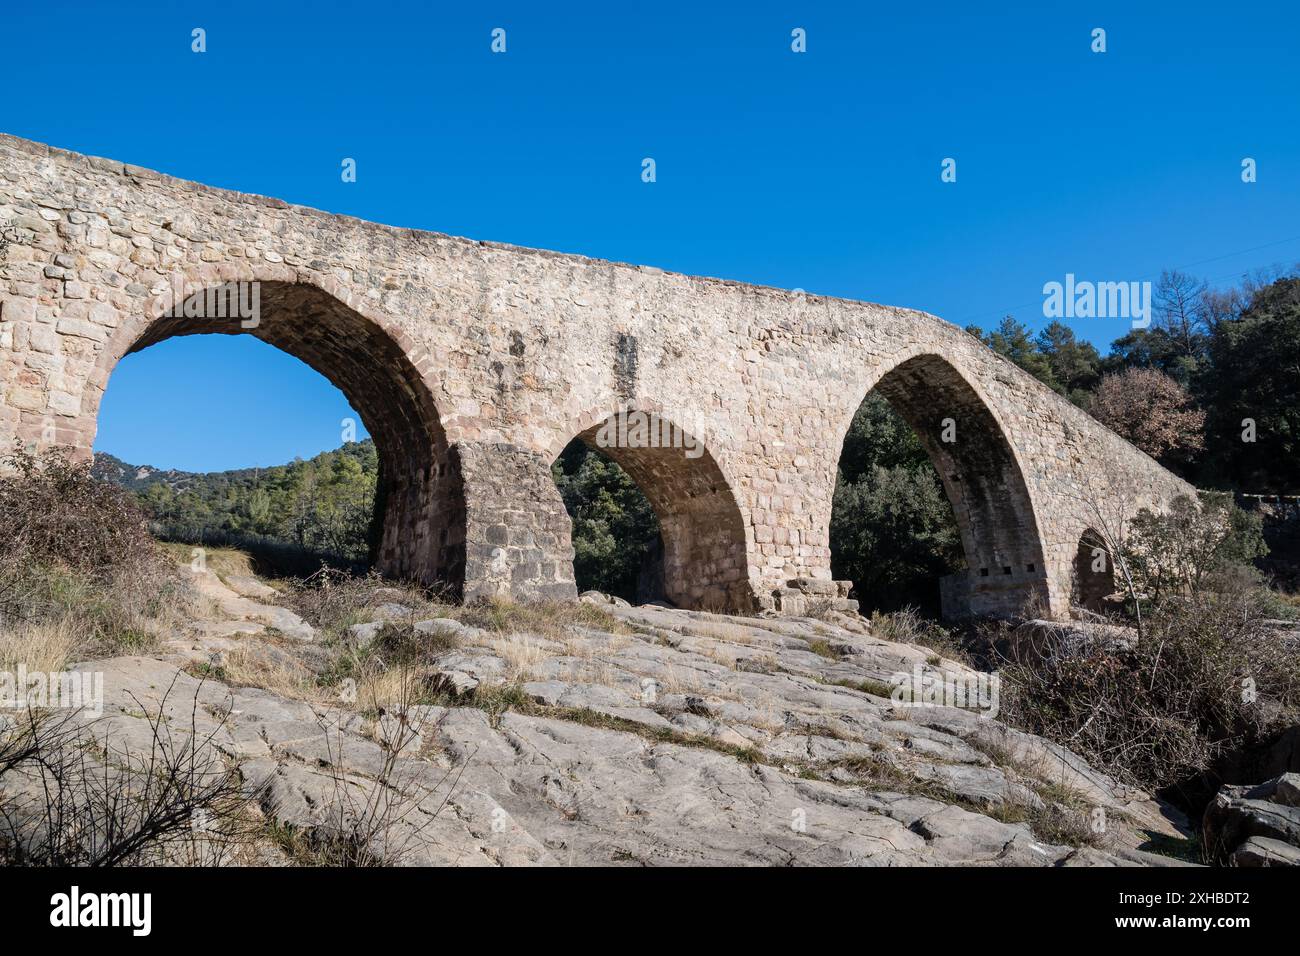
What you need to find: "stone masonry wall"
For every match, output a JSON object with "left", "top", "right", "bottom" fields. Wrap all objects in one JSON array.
[{"left": 0, "top": 135, "right": 1195, "bottom": 618}]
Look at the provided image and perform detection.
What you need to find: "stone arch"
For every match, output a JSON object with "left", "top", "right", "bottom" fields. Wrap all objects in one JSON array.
[
  {"left": 554, "top": 406, "right": 755, "bottom": 612},
  {"left": 835, "top": 351, "right": 1051, "bottom": 618},
  {"left": 88, "top": 278, "right": 465, "bottom": 591},
  {"left": 1073, "top": 528, "right": 1115, "bottom": 612}
]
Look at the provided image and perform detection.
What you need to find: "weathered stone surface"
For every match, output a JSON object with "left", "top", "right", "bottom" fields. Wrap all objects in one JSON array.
[
  {"left": 223, "top": 574, "right": 280, "bottom": 601},
  {"left": 0, "top": 583, "right": 1204, "bottom": 866},
  {"left": 1204, "top": 774, "right": 1300, "bottom": 864},
  {"left": 1231, "top": 836, "right": 1300, "bottom": 866},
  {"left": 347, "top": 621, "right": 384, "bottom": 648},
  {"left": 188, "top": 570, "right": 315, "bottom": 641},
  {"left": 0, "top": 134, "right": 1192, "bottom": 620},
  {"left": 369, "top": 602, "right": 414, "bottom": 621}
]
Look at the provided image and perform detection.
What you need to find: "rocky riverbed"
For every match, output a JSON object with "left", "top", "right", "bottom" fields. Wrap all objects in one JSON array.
[{"left": 2, "top": 567, "right": 1201, "bottom": 866}]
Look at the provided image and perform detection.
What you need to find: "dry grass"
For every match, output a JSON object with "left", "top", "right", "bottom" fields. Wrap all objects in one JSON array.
[
  {"left": 491, "top": 634, "right": 549, "bottom": 684},
  {"left": 0, "top": 617, "right": 79, "bottom": 675},
  {"left": 285, "top": 568, "right": 449, "bottom": 642},
  {"left": 454, "top": 597, "right": 631, "bottom": 640},
  {"left": 561, "top": 635, "right": 599, "bottom": 660},
  {"left": 699, "top": 644, "right": 741, "bottom": 669},
  {"left": 203, "top": 644, "right": 323, "bottom": 703},
  {"left": 0, "top": 560, "right": 188, "bottom": 662},
  {"left": 801, "top": 597, "right": 841, "bottom": 621},
  {"left": 577, "top": 659, "right": 622, "bottom": 689},
  {"left": 311, "top": 620, "right": 467, "bottom": 715},
  {"left": 691, "top": 620, "right": 765, "bottom": 647},
  {"left": 354, "top": 666, "right": 429, "bottom": 717},
  {"left": 656, "top": 661, "right": 727, "bottom": 697},
  {"left": 159, "top": 542, "right": 263, "bottom": 583}
]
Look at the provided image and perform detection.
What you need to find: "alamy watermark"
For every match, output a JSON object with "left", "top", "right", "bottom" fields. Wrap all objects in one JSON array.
[
  {"left": 1042, "top": 274, "right": 1151, "bottom": 329},
  {"left": 50, "top": 886, "right": 151, "bottom": 936},
  {"left": 1, "top": 665, "right": 104, "bottom": 717},
  {"left": 889, "top": 664, "right": 1000, "bottom": 719},
  {"left": 149, "top": 277, "right": 261, "bottom": 328},
  {"left": 592, "top": 405, "right": 705, "bottom": 459}
]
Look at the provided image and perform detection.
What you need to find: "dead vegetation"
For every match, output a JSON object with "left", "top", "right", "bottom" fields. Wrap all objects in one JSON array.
[
  {"left": 0, "top": 444, "right": 191, "bottom": 661},
  {"left": 0, "top": 679, "right": 261, "bottom": 866},
  {"left": 996, "top": 588, "right": 1300, "bottom": 793},
  {"left": 268, "top": 683, "right": 464, "bottom": 866}
]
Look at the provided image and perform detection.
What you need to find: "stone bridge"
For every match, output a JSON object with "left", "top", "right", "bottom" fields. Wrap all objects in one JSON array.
[{"left": 0, "top": 135, "right": 1193, "bottom": 619}]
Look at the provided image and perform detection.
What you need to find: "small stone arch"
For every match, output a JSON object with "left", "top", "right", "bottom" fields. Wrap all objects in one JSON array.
[
  {"left": 1073, "top": 528, "right": 1116, "bottom": 612},
  {"left": 554, "top": 406, "right": 755, "bottom": 612},
  {"left": 833, "top": 351, "right": 1051, "bottom": 618},
  {"left": 87, "top": 277, "right": 465, "bottom": 591}
]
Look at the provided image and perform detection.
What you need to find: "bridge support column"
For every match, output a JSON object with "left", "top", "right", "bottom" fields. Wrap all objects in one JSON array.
[
  {"left": 456, "top": 442, "right": 578, "bottom": 603},
  {"left": 939, "top": 570, "right": 1055, "bottom": 620}
]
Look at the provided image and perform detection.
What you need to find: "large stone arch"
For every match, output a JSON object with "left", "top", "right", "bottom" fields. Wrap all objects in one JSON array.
[
  {"left": 88, "top": 278, "right": 466, "bottom": 590},
  {"left": 552, "top": 405, "right": 755, "bottom": 612},
  {"left": 834, "top": 351, "right": 1052, "bottom": 618}
]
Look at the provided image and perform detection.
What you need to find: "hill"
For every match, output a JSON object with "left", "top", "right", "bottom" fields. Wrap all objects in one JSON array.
[{"left": 93, "top": 441, "right": 379, "bottom": 565}]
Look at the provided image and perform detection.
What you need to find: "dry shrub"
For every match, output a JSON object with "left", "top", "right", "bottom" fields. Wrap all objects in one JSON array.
[
  {"left": 0, "top": 445, "right": 189, "bottom": 656},
  {"left": 284, "top": 567, "right": 445, "bottom": 641},
  {"left": 998, "top": 589, "right": 1300, "bottom": 793},
  {"left": 801, "top": 597, "right": 840, "bottom": 622},
  {"left": 317, "top": 620, "right": 466, "bottom": 715},
  {"left": 271, "top": 680, "right": 462, "bottom": 866},
  {"left": 0, "top": 444, "right": 159, "bottom": 574},
  {"left": 0, "top": 679, "right": 261, "bottom": 866},
  {"left": 871, "top": 606, "right": 973, "bottom": 665},
  {"left": 455, "top": 595, "right": 628, "bottom": 638}
]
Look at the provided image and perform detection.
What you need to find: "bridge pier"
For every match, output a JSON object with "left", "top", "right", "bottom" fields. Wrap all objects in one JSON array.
[
  {"left": 939, "top": 570, "right": 1053, "bottom": 620},
  {"left": 456, "top": 443, "right": 578, "bottom": 603}
]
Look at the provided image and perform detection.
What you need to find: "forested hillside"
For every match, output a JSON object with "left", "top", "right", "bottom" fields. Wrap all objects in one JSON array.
[{"left": 93, "top": 441, "right": 378, "bottom": 566}]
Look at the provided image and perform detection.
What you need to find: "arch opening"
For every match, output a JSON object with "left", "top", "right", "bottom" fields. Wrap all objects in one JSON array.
[
  {"left": 1073, "top": 529, "right": 1116, "bottom": 612},
  {"left": 831, "top": 353, "right": 1049, "bottom": 619},
  {"left": 551, "top": 440, "right": 662, "bottom": 603},
  {"left": 96, "top": 281, "right": 465, "bottom": 591},
  {"left": 553, "top": 410, "right": 753, "bottom": 612}
]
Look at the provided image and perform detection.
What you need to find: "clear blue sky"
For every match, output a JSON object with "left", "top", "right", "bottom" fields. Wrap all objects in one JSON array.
[{"left": 3, "top": 1, "right": 1297, "bottom": 471}]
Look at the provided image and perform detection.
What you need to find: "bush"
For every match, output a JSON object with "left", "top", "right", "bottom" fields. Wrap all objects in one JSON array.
[
  {"left": 1125, "top": 492, "right": 1267, "bottom": 603},
  {"left": 0, "top": 445, "right": 188, "bottom": 656},
  {"left": 998, "top": 589, "right": 1300, "bottom": 794},
  {"left": 551, "top": 442, "right": 660, "bottom": 602},
  {"left": 830, "top": 464, "right": 962, "bottom": 613},
  {"left": 283, "top": 567, "right": 446, "bottom": 642}
]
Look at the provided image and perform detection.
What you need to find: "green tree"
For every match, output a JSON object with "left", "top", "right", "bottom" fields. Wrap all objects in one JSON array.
[
  {"left": 830, "top": 396, "right": 963, "bottom": 613},
  {"left": 1036, "top": 321, "right": 1100, "bottom": 405},
  {"left": 1125, "top": 493, "right": 1267, "bottom": 602},
  {"left": 1099, "top": 271, "right": 1211, "bottom": 392},
  {"left": 836, "top": 394, "right": 928, "bottom": 481},
  {"left": 1203, "top": 276, "right": 1300, "bottom": 491},
  {"left": 830, "top": 464, "right": 962, "bottom": 613},
  {"left": 114, "top": 439, "right": 380, "bottom": 565},
  {"left": 976, "top": 317, "right": 1060, "bottom": 390}
]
